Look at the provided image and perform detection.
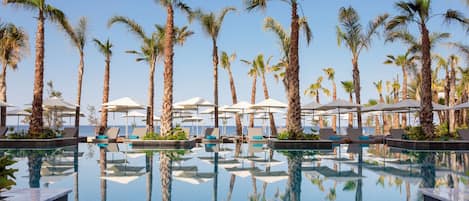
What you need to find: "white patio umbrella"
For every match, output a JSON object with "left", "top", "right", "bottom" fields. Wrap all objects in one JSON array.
[
  {"left": 251, "top": 98, "right": 287, "bottom": 137},
  {"left": 174, "top": 97, "right": 213, "bottom": 136},
  {"left": 7, "top": 109, "right": 30, "bottom": 130},
  {"left": 42, "top": 97, "right": 77, "bottom": 128},
  {"left": 59, "top": 111, "right": 85, "bottom": 126},
  {"left": 316, "top": 99, "right": 361, "bottom": 134},
  {"left": 0, "top": 101, "right": 15, "bottom": 125},
  {"left": 121, "top": 111, "right": 146, "bottom": 128},
  {"left": 251, "top": 171, "right": 288, "bottom": 183},
  {"left": 454, "top": 102, "right": 469, "bottom": 110},
  {"left": 101, "top": 172, "right": 145, "bottom": 184},
  {"left": 301, "top": 101, "right": 322, "bottom": 127},
  {"left": 103, "top": 97, "right": 144, "bottom": 138},
  {"left": 173, "top": 172, "right": 214, "bottom": 185},
  {"left": 227, "top": 101, "right": 252, "bottom": 134},
  {"left": 362, "top": 103, "right": 392, "bottom": 134}
]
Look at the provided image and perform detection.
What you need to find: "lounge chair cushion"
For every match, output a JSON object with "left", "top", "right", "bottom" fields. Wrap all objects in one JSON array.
[
  {"left": 359, "top": 136, "right": 370, "bottom": 141},
  {"left": 129, "top": 135, "right": 139, "bottom": 139},
  {"left": 96, "top": 135, "right": 108, "bottom": 140},
  {"left": 252, "top": 136, "right": 263, "bottom": 140},
  {"left": 206, "top": 135, "right": 217, "bottom": 140},
  {"left": 329, "top": 136, "right": 341, "bottom": 141}
]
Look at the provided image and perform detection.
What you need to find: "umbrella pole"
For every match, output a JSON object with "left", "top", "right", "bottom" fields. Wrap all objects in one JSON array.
[
  {"left": 125, "top": 111, "right": 129, "bottom": 139},
  {"left": 17, "top": 116, "right": 19, "bottom": 131},
  {"left": 338, "top": 108, "right": 341, "bottom": 135},
  {"left": 196, "top": 106, "right": 199, "bottom": 137}
]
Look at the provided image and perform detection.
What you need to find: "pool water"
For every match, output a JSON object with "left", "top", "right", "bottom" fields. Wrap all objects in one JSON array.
[{"left": 4, "top": 143, "right": 469, "bottom": 201}]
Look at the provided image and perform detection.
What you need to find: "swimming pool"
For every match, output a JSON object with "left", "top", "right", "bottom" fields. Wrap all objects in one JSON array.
[{"left": 4, "top": 143, "right": 468, "bottom": 201}]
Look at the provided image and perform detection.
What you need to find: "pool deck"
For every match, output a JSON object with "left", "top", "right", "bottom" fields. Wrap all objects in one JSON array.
[
  {"left": 420, "top": 187, "right": 469, "bottom": 201},
  {"left": 387, "top": 138, "right": 469, "bottom": 150},
  {"left": 2, "top": 188, "right": 71, "bottom": 201},
  {"left": 0, "top": 137, "right": 86, "bottom": 149},
  {"left": 130, "top": 139, "right": 196, "bottom": 150}
]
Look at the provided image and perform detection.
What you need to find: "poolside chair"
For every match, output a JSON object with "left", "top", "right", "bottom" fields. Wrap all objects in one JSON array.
[
  {"left": 319, "top": 128, "right": 340, "bottom": 141},
  {"left": 389, "top": 129, "right": 405, "bottom": 139},
  {"left": 457, "top": 129, "right": 469, "bottom": 140},
  {"left": 248, "top": 142, "right": 265, "bottom": 154},
  {"left": 104, "top": 127, "right": 120, "bottom": 142},
  {"left": 346, "top": 128, "right": 366, "bottom": 142},
  {"left": 62, "top": 128, "right": 78, "bottom": 138},
  {"left": 247, "top": 128, "right": 264, "bottom": 142},
  {"left": 130, "top": 127, "right": 147, "bottom": 139},
  {"left": 202, "top": 128, "right": 220, "bottom": 143}
]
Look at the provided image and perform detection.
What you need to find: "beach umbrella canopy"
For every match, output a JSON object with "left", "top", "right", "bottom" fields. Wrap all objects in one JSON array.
[
  {"left": 182, "top": 116, "right": 204, "bottom": 123},
  {"left": 316, "top": 99, "right": 361, "bottom": 111},
  {"left": 7, "top": 109, "right": 30, "bottom": 116},
  {"left": 432, "top": 103, "right": 450, "bottom": 111},
  {"left": 362, "top": 103, "right": 392, "bottom": 112},
  {"left": 302, "top": 101, "right": 321, "bottom": 111},
  {"left": 174, "top": 97, "right": 214, "bottom": 109},
  {"left": 43, "top": 97, "right": 76, "bottom": 111},
  {"left": 251, "top": 171, "right": 288, "bottom": 183},
  {"left": 454, "top": 102, "right": 469, "bottom": 110},
  {"left": 226, "top": 167, "right": 261, "bottom": 178},
  {"left": 0, "top": 101, "right": 14, "bottom": 107},
  {"left": 103, "top": 97, "right": 144, "bottom": 111},
  {"left": 121, "top": 111, "right": 146, "bottom": 118},
  {"left": 383, "top": 99, "right": 420, "bottom": 111},
  {"left": 101, "top": 172, "right": 144, "bottom": 184},
  {"left": 229, "top": 101, "right": 252, "bottom": 110},
  {"left": 59, "top": 111, "right": 85, "bottom": 117},
  {"left": 173, "top": 172, "right": 214, "bottom": 185},
  {"left": 251, "top": 98, "right": 287, "bottom": 109}
]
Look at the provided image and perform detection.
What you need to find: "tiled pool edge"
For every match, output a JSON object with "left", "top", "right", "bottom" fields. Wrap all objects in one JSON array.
[
  {"left": 267, "top": 139, "right": 333, "bottom": 150},
  {"left": 0, "top": 137, "right": 85, "bottom": 149},
  {"left": 130, "top": 139, "right": 196, "bottom": 150},
  {"left": 387, "top": 139, "right": 469, "bottom": 150}
]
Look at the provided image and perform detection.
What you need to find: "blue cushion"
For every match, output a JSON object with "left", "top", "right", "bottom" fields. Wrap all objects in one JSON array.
[
  {"left": 97, "top": 143, "right": 108, "bottom": 148},
  {"left": 359, "top": 136, "right": 370, "bottom": 141},
  {"left": 360, "top": 144, "right": 369, "bottom": 148},
  {"left": 96, "top": 135, "right": 108, "bottom": 140},
  {"left": 252, "top": 136, "right": 263, "bottom": 140},
  {"left": 129, "top": 135, "right": 139, "bottom": 139},
  {"left": 329, "top": 136, "right": 341, "bottom": 141},
  {"left": 252, "top": 143, "right": 263, "bottom": 148},
  {"left": 206, "top": 144, "right": 216, "bottom": 148},
  {"left": 56, "top": 134, "right": 63, "bottom": 138},
  {"left": 206, "top": 135, "right": 217, "bottom": 140}
]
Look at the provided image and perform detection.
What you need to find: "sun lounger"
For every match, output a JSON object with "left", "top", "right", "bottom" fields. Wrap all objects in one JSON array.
[
  {"left": 247, "top": 128, "right": 265, "bottom": 142},
  {"left": 457, "top": 129, "right": 469, "bottom": 140},
  {"left": 202, "top": 128, "right": 220, "bottom": 143},
  {"left": 248, "top": 142, "right": 265, "bottom": 153},
  {"left": 95, "top": 127, "right": 120, "bottom": 143},
  {"left": 389, "top": 129, "right": 405, "bottom": 139},
  {"left": 62, "top": 128, "right": 77, "bottom": 138},
  {"left": 130, "top": 127, "right": 147, "bottom": 139},
  {"left": 319, "top": 128, "right": 340, "bottom": 141},
  {"left": 346, "top": 128, "right": 366, "bottom": 141}
]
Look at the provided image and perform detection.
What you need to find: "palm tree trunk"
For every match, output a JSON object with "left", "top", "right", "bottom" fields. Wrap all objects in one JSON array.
[
  {"left": 348, "top": 92, "right": 353, "bottom": 128},
  {"left": 449, "top": 61, "right": 456, "bottom": 133},
  {"left": 99, "top": 148, "right": 107, "bottom": 201},
  {"left": 316, "top": 93, "right": 323, "bottom": 129},
  {"left": 99, "top": 57, "right": 110, "bottom": 134},
  {"left": 402, "top": 67, "right": 408, "bottom": 126},
  {"left": 227, "top": 68, "right": 242, "bottom": 136},
  {"left": 352, "top": 57, "right": 362, "bottom": 129},
  {"left": 161, "top": 4, "right": 175, "bottom": 136},
  {"left": 75, "top": 51, "right": 84, "bottom": 128},
  {"left": 160, "top": 153, "right": 172, "bottom": 201},
  {"left": 420, "top": 24, "right": 434, "bottom": 138},
  {"left": 286, "top": 1, "right": 302, "bottom": 137},
  {"left": 286, "top": 153, "right": 302, "bottom": 201},
  {"left": 212, "top": 39, "right": 219, "bottom": 128},
  {"left": 146, "top": 153, "right": 153, "bottom": 201},
  {"left": 332, "top": 83, "right": 337, "bottom": 132},
  {"left": 147, "top": 61, "right": 155, "bottom": 132},
  {"left": 30, "top": 10, "right": 45, "bottom": 135},
  {"left": 261, "top": 73, "right": 277, "bottom": 136},
  {"left": 249, "top": 76, "right": 257, "bottom": 128},
  {"left": 0, "top": 63, "right": 7, "bottom": 127},
  {"left": 393, "top": 90, "right": 399, "bottom": 128},
  {"left": 374, "top": 115, "right": 381, "bottom": 134}
]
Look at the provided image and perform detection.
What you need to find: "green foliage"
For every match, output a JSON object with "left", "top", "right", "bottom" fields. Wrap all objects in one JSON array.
[
  {"left": 343, "top": 180, "right": 357, "bottom": 191},
  {"left": 405, "top": 124, "right": 457, "bottom": 141},
  {"left": 143, "top": 126, "right": 188, "bottom": 140},
  {"left": 277, "top": 131, "right": 320, "bottom": 140},
  {"left": 405, "top": 126, "right": 426, "bottom": 140},
  {"left": 8, "top": 128, "right": 61, "bottom": 139},
  {"left": 434, "top": 122, "right": 457, "bottom": 140},
  {"left": 0, "top": 156, "right": 17, "bottom": 193}
]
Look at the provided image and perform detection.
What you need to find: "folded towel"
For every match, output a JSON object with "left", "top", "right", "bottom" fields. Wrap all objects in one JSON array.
[
  {"left": 252, "top": 136, "right": 263, "bottom": 140},
  {"left": 206, "top": 135, "right": 217, "bottom": 140},
  {"left": 96, "top": 135, "right": 108, "bottom": 140},
  {"left": 129, "top": 135, "right": 139, "bottom": 139},
  {"left": 358, "top": 136, "right": 369, "bottom": 141}
]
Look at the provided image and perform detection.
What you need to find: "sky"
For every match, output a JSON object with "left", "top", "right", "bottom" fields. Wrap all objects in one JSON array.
[{"left": 0, "top": 0, "right": 468, "bottom": 126}]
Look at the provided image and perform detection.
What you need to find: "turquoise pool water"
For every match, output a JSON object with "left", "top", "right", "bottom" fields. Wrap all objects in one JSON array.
[{"left": 4, "top": 143, "right": 469, "bottom": 201}]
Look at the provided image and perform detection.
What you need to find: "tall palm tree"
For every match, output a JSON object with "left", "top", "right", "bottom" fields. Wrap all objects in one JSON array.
[
  {"left": 93, "top": 38, "right": 112, "bottom": 134},
  {"left": 337, "top": 6, "right": 389, "bottom": 130},
  {"left": 341, "top": 81, "right": 354, "bottom": 128},
  {"left": 384, "top": 52, "right": 418, "bottom": 126},
  {"left": 435, "top": 54, "right": 460, "bottom": 132},
  {"left": 242, "top": 59, "right": 259, "bottom": 128},
  {"left": 220, "top": 51, "right": 242, "bottom": 136},
  {"left": 0, "top": 23, "right": 28, "bottom": 127},
  {"left": 63, "top": 17, "right": 87, "bottom": 128},
  {"left": 386, "top": 0, "right": 468, "bottom": 138},
  {"left": 155, "top": 0, "right": 191, "bottom": 136},
  {"left": 245, "top": 0, "right": 309, "bottom": 138},
  {"left": 193, "top": 7, "right": 236, "bottom": 129},
  {"left": 263, "top": 17, "right": 312, "bottom": 93},
  {"left": 323, "top": 67, "right": 337, "bottom": 131},
  {"left": 255, "top": 54, "right": 278, "bottom": 136},
  {"left": 3, "top": 0, "right": 69, "bottom": 134},
  {"left": 305, "top": 76, "right": 330, "bottom": 128}
]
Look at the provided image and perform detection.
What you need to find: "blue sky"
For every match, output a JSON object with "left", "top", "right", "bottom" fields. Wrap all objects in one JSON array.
[{"left": 1, "top": 0, "right": 468, "bottom": 126}]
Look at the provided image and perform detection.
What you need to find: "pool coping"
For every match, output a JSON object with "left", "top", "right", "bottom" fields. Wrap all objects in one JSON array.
[
  {"left": 0, "top": 137, "right": 85, "bottom": 149},
  {"left": 386, "top": 138, "right": 469, "bottom": 150},
  {"left": 2, "top": 188, "right": 72, "bottom": 201},
  {"left": 267, "top": 139, "right": 333, "bottom": 150},
  {"left": 129, "top": 139, "right": 196, "bottom": 149}
]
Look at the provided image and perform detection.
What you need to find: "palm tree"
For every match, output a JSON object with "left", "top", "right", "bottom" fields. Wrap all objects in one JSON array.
[
  {"left": 337, "top": 6, "right": 389, "bottom": 130},
  {"left": 245, "top": 0, "right": 309, "bottom": 138},
  {"left": 373, "top": 80, "right": 390, "bottom": 133},
  {"left": 254, "top": 54, "right": 279, "bottom": 136},
  {"left": 220, "top": 51, "right": 242, "bottom": 136},
  {"left": 305, "top": 76, "right": 330, "bottom": 128},
  {"left": 263, "top": 17, "right": 312, "bottom": 93},
  {"left": 341, "top": 81, "right": 354, "bottom": 128},
  {"left": 435, "top": 54, "right": 460, "bottom": 132},
  {"left": 63, "top": 17, "right": 87, "bottom": 128},
  {"left": 93, "top": 38, "right": 112, "bottom": 134},
  {"left": 391, "top": 76, "right": 401, "bottom": 128},
  {"left": 193, "top": 7, "right": 236, "bottom": 129},
  {"left": 242, "top": 59, "right": 259, "bottom": 128},
  {"left": 323, "top": 67, "right": 337, "bottom": 131},
  {"left": 0, "top": 23, "right": 28, "bottom": 127},
  {"left": 3, "top": 0, "right": 70, "bottom": 134},
  {"left": 386, "top": 0, "right": 468, "bottom": 138},
  {"left": 155, "top": 0, "right": 191, "bottom": 136},
  {"left": 384, "top": 52, "right": 418, "bottom": 126}
]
